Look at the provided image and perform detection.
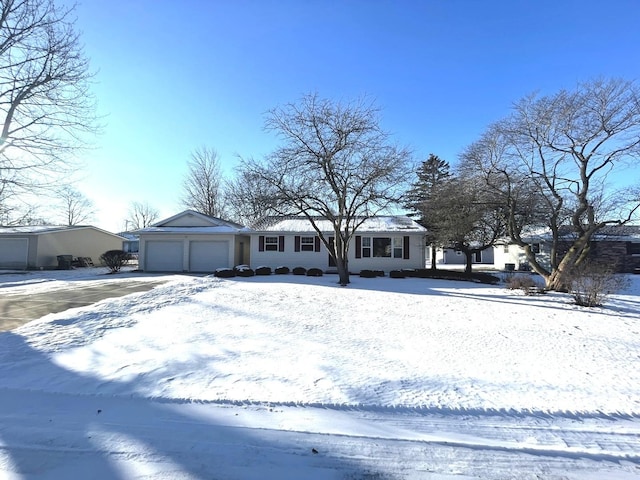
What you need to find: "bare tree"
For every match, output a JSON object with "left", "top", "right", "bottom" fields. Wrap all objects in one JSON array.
[
  {"left": 242, "top": 93, "right": 413, "bottom": 285},
  {"left": 0, "top": 0, "right": 98, "bottom": 221},
  {"left": 224, "top": 165, "right": 285, "bottom": 225},
  {"left": 127, "top": 201, "right": 159, "bottom": 230},
  {"left": 460, "top": 78, "right": 640, "bottom": 291},
  {"left": 425, "top": 175, "right": 505, "bottom": 274},
  {"left": 182, "top": 147, "right": 227, "bottom": 218},
  {"left": 57, "top": 186, "right": 95, "bottom": 225}
]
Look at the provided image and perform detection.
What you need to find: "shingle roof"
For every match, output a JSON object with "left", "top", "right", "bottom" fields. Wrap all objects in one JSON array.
[{"left": 251, "top": 216, "right": 426, "bottom": 233}]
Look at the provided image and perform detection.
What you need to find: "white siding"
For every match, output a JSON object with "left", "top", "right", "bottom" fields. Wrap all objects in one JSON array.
[{"left": 250, "top": 233, "right": 425, "bottom": 272}]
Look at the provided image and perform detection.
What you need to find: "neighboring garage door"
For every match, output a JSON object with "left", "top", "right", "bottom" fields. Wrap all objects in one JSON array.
[
  {"left": 145, "top": 241, "right": 183, "bottom": 272},
  {"left": 0, "top": 238, "right": 28, "bottom": 269},
  {"left": 189, "top": 241, "right": 229, "bottom": 272}
]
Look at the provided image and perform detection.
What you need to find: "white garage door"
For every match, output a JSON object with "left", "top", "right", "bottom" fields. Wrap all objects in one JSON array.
[
  {"left": 189, "top": 241, "right": 229, "bottom": 272},
  {"left": 145, "top": 241, "right": 183, "bottom": 272},
  {"left": 0, "top": 238, "right": 28, "bottom": 269}
]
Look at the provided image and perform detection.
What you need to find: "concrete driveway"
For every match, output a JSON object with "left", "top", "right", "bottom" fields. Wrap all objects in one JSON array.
[{"left": 0, "top": 280, "right": 166, "bottom": 332}]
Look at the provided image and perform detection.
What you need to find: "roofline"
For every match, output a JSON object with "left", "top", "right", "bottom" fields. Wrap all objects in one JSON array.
[{"left": 150, "top": 209, "right": 246, "bottom": 229}]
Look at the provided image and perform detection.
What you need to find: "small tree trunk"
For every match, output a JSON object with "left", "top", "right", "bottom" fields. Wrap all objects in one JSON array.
[
  {"left": 430, "top": 244, "right": 437, "bottom": 269},
  {"left": 464, "top": 250, "right": 473, "bottom": 274}
]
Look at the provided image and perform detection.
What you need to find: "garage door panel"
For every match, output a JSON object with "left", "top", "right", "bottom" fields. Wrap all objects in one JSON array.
[
  {"left": 0, "top": 238, "right": 28, "bottom": 269},
  {"left": 189, "top": 241, "right": 229, "bottom": 272},
  {"left": 145, "top": 241, "right": 183, "bottom": 272}
]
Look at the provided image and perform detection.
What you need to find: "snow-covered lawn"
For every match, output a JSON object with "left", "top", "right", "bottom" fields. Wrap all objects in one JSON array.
[{"left": 1, "top": 268, "right": 639, "bottom": 479}]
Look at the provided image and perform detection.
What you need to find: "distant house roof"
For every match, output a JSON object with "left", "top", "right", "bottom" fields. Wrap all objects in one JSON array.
[
  {"left": 0, "top": 225, "right": 124, "bottom": 238},
  {"left": 251, "top": 216, "right": 427, "bottom": 234},
  {"left": 504, "top": 224, "right": 640, "bottom": 243}
]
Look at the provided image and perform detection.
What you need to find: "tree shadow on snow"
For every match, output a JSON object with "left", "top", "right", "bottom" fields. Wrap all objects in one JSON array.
[{"left": 0, "top": 332, "right": 398, "bottom": 480}]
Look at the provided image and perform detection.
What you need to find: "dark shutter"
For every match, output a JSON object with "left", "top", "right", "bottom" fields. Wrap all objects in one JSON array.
[
  {"left": 355, "top": 236, "right": 361, "bottom": 259},
  {"left": 294, "top": 236, "right": 301, "bottom": 252},
  {"left": 259, "top": 236, "right": 265, "bottom": 252},
  {"left": 278, "top": 235, "right": 285, "bottom": 252},
  {"left": 314, "top": 236, "right": 321, "bottom": 252},
  {"left": 403, "top": 236, "right": 410, "bottom": 259}
]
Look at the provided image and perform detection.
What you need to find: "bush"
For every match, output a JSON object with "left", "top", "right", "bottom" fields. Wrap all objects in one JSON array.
[
  {"left": 359, "top": 269, "right": 384, "bottom": 278},
  {"left": 255, "top": 266, "right": 272, "bottom": 276},
  {"left": 214, "top": 268, "right": 236, "bottom": 278},
  {"left": 402, "top": 268, "right": 500, "bottom": 284},
  {"left": 292, "top": 267, "right": 307, "bottom": 275},
  {"left": 505, "top": 274, "right": 545, "bottom": 295},
  {"left": 306, "top": 267, "right": 323, "bottom": 277},
  {"left": 389, "top": 270, "right": 406, "bottom": 278},
  {"left": 567, "top": 261, "right": 630, "bottom": 307},
  {"left": 100, "top": 250, "right": 129, "bottom": 273},
  {"left": 235, "top": 265, "right": 255, "bottom": 277},
  {"left": 275, "top": 266, "right": 290, "bottom": 275}
]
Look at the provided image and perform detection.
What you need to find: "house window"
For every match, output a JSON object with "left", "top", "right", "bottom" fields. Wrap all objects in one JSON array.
[
  {"left": 300, "top": 236, "right": 315, "bottom": 251},
  {"left": 364, "top": 237, "right": 403, "bottom": 258},
  {"left": 356, "top": 235, "right": 409, "bottom": 259},
  {"left": 362, "top": 237, "right": 371, "bottom": 257},
  {"left": 373, "top": 237, "right": 391, "bottom": 257},
  {"left": 264, "top": 236, "right": 279, "bottom": 251},
  {"left": 393, "top": 237, "right": 403, "bottom": 258},
  {"left": 531, "top": 243, "right": 540, "bottom": 254},
  {"left": 503, "top": 245, "right": 509, "bottom": 253},
  {"left": 473, "top": 251, "right": 482, "bottom": 263}
]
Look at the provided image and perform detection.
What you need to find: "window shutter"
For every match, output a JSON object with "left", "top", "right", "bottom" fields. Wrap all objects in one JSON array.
[
  {"left": 259, "top": 236, "right": 265, "bottom": 252},
  {"left": 403, "top": 236, "right": 410, "bottom": 259},
  {"left": 278, "top": 235, "right": 285, "bottom": 252},
  {"left": 314, "top": 236, "right": 321, "bottom": 252},
  {"left": 355, "top": 236, "right": 361, "bottom": 259},
  {"left": 294, "top": 236, "right": 301, "bottom": 252}
]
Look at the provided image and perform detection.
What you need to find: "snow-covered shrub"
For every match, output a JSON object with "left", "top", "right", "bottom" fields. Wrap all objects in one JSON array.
[
  {"left": 100, "top": 250, "right": 129, "bottom": 273},
  {"left": 567, "top": 261, "right": 630, "bottom": 307},
  {"left": 255, "top": 266, "right": 272, "bottom": 276},
  {"left": 292, "top": 267, "right": 307, "bottom": 275},
  {"left": 214, "top": 268, "right": 235, "bottom": 278},
  {"left": 235, "top": 266, "right": 255, "bottom": 277},
  {"left": 359, "top": 270, "right": 384, "bottom": 278},
  {"left": 306, "top": 267, "right": 323, "bottom": 277},
  {"left": 275, "top": 266, "right": 290, "bottom": 275}
]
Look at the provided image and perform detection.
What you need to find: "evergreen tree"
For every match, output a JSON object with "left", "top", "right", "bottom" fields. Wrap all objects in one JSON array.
[{"left": 404, "top": 154, "right": 451, "bottom": 268}]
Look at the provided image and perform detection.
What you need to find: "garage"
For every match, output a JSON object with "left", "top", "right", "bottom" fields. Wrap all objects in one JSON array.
[
  {"left": 189, "top": 241, "right": 229, "bottom": 272},
  {"left": 137, "top": 210, "right": 251, "bottom": 273},
  {"left": 145, "top": 241, "right": 183, "bottom": 272},
  {"left": 0, "top": 238, "right": 28, "bottom": 269}
]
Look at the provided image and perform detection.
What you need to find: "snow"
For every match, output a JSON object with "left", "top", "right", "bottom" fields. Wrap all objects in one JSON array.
[
  {"left": 1, "top": 268, "right": 640, "bottom": 479},
  {"left": 253, "top": 215, "right": 426, "bottom": 233}
]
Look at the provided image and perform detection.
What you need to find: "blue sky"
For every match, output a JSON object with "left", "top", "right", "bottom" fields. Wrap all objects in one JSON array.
[{"left": 68, "top": 0, "right": 640, "bottom": 231}]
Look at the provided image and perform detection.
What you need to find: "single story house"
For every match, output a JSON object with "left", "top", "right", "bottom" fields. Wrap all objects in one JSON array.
[
  {"left": 432, "top": 246, "right": 496, "bottom": 267},
  {"left": 0, "top": 225, "right": 125, "bottom": 270},
  {"left": 491, "top": 225, "right": 640, "bottom": 272},
  {"left": 250, "top": 216, "right": 427, "bottom": 273},
  {"left": 136, "top": 210, "right": 250, "bottom": 272}
]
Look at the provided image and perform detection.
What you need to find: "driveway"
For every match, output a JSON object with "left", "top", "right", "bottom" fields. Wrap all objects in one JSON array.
[{"left": 0, "top": 280, "right": 166, "bottom": 332}]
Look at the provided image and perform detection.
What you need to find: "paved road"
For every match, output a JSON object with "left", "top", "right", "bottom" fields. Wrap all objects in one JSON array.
[{"left": 0, "top": 280, "right": 166, "bottom": 331}]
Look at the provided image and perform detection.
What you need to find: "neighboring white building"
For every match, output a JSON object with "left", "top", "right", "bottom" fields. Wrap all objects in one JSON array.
[
  {"left": 0, "top": 225, "right": 125, "bottom": 270},
  {"left": 137, "top": 210, "right": 251, "bottom": 273},
  {"left": 250, "top": 216, "right": 427, "bottom": 273}
]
